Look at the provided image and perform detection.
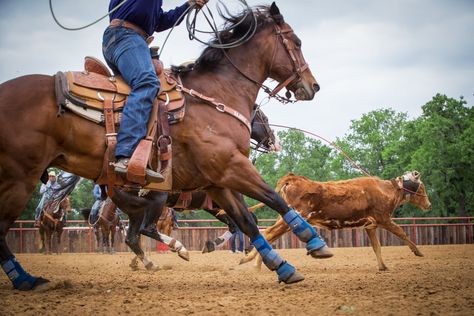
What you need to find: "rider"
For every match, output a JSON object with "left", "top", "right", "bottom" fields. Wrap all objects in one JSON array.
[
  {"left": 103, "top": 0, "right": 208, "bottom": 183},
  {"left": 90, "top": 184, "right": 103, "bottom": 224},
  {"left": 34, "top": 170, "right": 61, "bottom": 227}
]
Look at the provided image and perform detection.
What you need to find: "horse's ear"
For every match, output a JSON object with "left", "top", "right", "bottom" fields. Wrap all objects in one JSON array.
[{"left": 270, "top": 2, "right": 280, "bottom": 16}]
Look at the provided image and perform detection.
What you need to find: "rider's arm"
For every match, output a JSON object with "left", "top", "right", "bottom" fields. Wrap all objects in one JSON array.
[{"left": 155, "top": 2, "right": 190, "bottom": 32}]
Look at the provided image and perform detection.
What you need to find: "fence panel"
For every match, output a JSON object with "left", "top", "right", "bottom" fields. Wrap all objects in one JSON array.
[{"left": 6, "top": 217, "right": 473, "bottom": 253}]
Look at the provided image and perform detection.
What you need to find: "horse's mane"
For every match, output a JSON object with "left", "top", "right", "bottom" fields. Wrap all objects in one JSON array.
[{"left": 173, "top": 5, "right": 284, "bottom": 74}]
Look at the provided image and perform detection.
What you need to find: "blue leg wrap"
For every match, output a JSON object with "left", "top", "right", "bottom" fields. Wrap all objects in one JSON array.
[
  {"left": 276, "top": 262, "right": 296, "bottom": 283},
  {"left": 251, "top": 235, "right": 284, "bottom": 270},
  {"left": 283, "top": 208, "right": 326, "bottom": 253},
  {"left": 252, "top": 235, "right": 296, "bottom": 282},
  {"left": 1, "top": 256, "right": 37, "bottom": 290}
]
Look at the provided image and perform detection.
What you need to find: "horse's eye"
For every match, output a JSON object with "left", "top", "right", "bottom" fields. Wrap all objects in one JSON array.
[{"left": 295, "top": 39, "right": 302, "bottom": 48}]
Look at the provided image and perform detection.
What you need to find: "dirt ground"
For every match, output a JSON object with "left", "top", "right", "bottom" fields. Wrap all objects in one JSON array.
[{"left": 1, "top": 245, "right": 473, "bottom": 315}]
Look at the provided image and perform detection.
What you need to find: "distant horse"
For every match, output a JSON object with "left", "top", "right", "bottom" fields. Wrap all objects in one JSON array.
[
  {"left": 39, "top": 196, "right": 71, "bottom": 255},
  {"left": 81, "top": 198, "right": 122, "bottom": 254},
  {"left": 0, "top": 3, "right": 321, "bottom": 289}
]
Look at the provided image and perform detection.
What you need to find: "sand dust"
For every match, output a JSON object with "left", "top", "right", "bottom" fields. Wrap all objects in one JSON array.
[{"left": 1, "top": 245, "right": 473, "bottom": 315}]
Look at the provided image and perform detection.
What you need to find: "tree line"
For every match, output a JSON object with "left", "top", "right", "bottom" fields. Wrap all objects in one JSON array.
[{"left": 21, "top": 93, "right": 473, "bottom": 221}]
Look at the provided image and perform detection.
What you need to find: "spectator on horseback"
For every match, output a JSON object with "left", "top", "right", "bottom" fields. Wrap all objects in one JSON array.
[
  {"left": 34, "top": 170, "right": 60, "bottom": 227},
  {"left": 90, "top": 184, "right": 103, "bottom": 224},
  {"left": 103, "top": 0, "right": 208, "bottom": 183}
]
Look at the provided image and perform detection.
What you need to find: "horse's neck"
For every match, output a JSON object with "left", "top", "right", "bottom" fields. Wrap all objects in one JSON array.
[{"left": 184, "top": 48, "right": 267, "bottom": 117}]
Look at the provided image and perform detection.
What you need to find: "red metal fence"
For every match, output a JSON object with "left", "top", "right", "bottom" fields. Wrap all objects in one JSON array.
[{"left": 6, "top": 217, "right": 473, "bottom": 253}]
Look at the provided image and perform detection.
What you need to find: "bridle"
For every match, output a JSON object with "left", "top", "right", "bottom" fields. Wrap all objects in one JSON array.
[
  {"left": 266, "top": 23, "right": 309, "bottom": 99},
  {"left": 221, "top": 15, "right": 310, "bottom": 104}
]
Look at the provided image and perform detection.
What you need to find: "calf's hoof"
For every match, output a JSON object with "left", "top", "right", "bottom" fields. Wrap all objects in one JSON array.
[
  {"left": 308, "top": 245, "right": 334, "bottom": 259},
  {"left": 378, "top": 265, "right": 388, "bottom": 271}
]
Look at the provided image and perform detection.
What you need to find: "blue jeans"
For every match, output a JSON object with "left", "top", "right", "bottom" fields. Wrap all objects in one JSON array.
[
  {"left": 102, "top": 26, "right": 160, "bottom": 158},
  {"left": 34, "top": 194, "right": 47, "bottom": 220},
  {"left": 90, "top": 200, "right": 102, "bottom": 224},
  {"left": 230, "top": 229, "right": 244, "bottom": 252}
]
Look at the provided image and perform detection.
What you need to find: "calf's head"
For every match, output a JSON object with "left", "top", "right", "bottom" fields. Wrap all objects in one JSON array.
[{"left": 400, "top": 171, "right": 431, "bottom": 210}]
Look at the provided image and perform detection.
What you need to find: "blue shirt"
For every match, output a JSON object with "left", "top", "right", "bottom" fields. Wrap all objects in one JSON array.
[{"left": 109, "top": 0, "right": 190, "bottom": 36}]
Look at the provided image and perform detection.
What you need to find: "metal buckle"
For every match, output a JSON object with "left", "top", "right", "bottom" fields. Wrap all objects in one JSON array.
[{"left": 216, "top": 103, "right": 225, "bottom": 113}]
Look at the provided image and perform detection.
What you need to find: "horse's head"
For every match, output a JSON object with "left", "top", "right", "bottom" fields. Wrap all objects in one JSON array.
[
  {"left": 194, "top": 2, "right": 319, "bottom": 102},
  {"left": 60, "top": 195, "right": 72, "bottom": 213},
  {"left": 263, "top": 3, "right": 319, "bottom": 100},
  {"left": 251, "top": 107, "right": 281, "bottom": 152}
]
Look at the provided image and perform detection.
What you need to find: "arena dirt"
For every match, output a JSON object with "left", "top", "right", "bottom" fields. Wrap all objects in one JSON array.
[{"left": 1, "top": 245, "right": 473, "bottom": 315}]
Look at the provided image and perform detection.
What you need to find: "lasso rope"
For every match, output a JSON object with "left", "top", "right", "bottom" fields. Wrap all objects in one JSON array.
[{"left": 49, "top": 0, "right": 128, "bottom": 31}]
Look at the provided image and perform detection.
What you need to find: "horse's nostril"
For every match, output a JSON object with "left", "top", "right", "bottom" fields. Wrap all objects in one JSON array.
[{"left": 313, "top": 83, "right": 320, "bottom": 93}]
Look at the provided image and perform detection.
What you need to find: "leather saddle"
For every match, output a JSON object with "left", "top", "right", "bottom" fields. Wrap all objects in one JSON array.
[
  {"left": 54, "top": 56, "right": 187, "bottom": 191},
  {"left": 56, "top": 56, "right": 186, "bottom": 126}
]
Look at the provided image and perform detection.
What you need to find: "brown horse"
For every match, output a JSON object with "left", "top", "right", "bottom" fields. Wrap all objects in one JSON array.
[
  {"left": 0, "top": 3, "right": 323, "bottom": 289},
  {"left": 39, "top": 196, "right": 71, "bottom": 255},
  {"left": 82, "top": 198, "right": 122, "bottom": 254}
]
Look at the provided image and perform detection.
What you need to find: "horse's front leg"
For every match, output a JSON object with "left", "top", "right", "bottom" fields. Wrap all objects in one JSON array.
[
  {"left": 46, "top": 229, "right": 53, "bottom": 255},
  {"left": 202, "top": 209, "right": 235, "bottom": 253},
  {"left": 207, "top": 187, "right": 303, "bottom": 284},
  {"left": 217, "top": 154, "right": 332, "bottom": 260},
  {"left": 110, "top": 225, "right": 116, "bottom": 254}
]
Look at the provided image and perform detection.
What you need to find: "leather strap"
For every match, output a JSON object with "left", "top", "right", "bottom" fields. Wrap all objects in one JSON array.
[
  {"left": 176, "top": 84, "right": 252, "bottom": 133},
  {"left": 103, "top": 97, "right": 117, "bottom": 197}
]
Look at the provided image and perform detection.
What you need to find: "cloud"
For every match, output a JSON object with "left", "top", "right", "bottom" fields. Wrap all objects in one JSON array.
[{"left": 1, "top": 0, "right": 472, "bottom": 140}]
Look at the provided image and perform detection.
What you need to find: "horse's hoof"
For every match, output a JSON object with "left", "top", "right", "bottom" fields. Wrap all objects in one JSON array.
[
  {"left": 308, "top": 245, "right": 333, "bottom": 259},
  {"left": 201, "top": 241, "right": 215, "bottom": 253},
  {"left": 145, "top": 261, "right": 159, "bottom": 272},
  {"left": 379, "top": 266, "right": 388, "bottom": 271},
  {"left": 178, "top": 250, "right": 190, "bottom": 261},
  {"left": 415, "top": 251, "right": 424, "bottom": 257},
  {"left": 32, "top": 277, "right": 54, "bottom": 292},
  {"left": 281, "top": 271, "right": 305, "bottom": 284}
]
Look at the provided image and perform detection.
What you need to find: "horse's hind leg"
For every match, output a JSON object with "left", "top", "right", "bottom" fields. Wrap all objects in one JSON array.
[
  {"left": 207, "top": 188, "right": 304, "bottom": 284},
  {"left": 126, "top": 214, "right": 159, "bottom": 271},
  {"left": 0, "top": 186, "right": 50, "bottom": 290},
  {"left": 110, "top": 226, "right": 116, "bottom": 254}
]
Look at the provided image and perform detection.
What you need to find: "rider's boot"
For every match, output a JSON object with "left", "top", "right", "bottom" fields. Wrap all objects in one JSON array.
[{"left": 114, "top": 157, "right": 164, "bottom": 183}]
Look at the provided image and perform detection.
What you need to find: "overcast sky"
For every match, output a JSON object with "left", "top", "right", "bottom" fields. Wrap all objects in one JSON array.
[{"left": 1, "top": 0, "right": 473, "bottom": 140}]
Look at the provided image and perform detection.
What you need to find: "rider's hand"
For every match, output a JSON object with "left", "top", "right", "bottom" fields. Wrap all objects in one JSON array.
[{"left": 188, "top": 0, "right": 208, "bottom": 8}]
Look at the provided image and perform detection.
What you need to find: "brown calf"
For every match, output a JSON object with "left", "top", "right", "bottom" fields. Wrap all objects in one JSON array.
[{"left": 242, "top": 171, "right": 431, "bottom": 271}]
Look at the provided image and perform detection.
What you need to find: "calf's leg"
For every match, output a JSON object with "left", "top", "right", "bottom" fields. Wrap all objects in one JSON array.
[
  {"left": 383, "top": 221, "right": 423, "bottom": 256},
  {"left": 365, "top": 227, "right": 388, "bottom": 271}
]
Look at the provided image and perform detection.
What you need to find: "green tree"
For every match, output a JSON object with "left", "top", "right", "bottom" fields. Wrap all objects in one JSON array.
[{"left": 408, "top": 94, "right": 474, "bottom": 216}]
